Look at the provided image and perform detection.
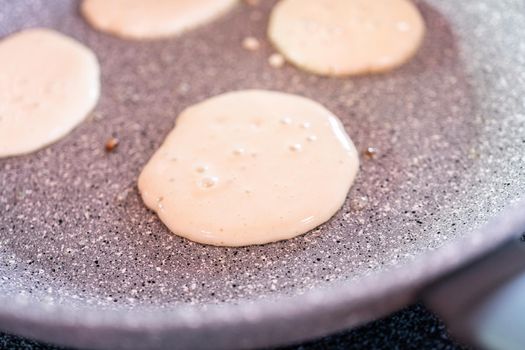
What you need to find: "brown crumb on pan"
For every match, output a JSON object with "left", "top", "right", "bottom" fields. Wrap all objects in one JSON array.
[
  {"left": 364, "top": 147, "right": 378, "bottom": 159},
  {"left": 105, "top": 137, "right": 119, "bottom": 152},
  {"left": 242, "top": 36, "right": 260, "bottom": 51},
  {"left": 268, "top": 53, "right": 285, "bottom": 68}
]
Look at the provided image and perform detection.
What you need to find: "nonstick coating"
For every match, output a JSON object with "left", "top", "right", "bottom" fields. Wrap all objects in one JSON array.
[{"left": 1, "top": 1, "right": 525, "bottom": 349}]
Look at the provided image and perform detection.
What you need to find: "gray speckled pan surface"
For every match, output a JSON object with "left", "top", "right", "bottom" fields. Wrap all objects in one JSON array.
[{"left": 0, "top": 1, "right": 525, "bottom": 349}]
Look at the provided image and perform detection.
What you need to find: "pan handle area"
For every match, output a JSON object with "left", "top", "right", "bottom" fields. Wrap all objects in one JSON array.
[{"left": 423, "top": 234, "right": 525, "bottom": 350}]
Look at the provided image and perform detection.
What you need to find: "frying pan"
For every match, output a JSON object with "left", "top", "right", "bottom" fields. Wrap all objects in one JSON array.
[{"left": 1, "top": 0, "right": 525, "bottom": 349}]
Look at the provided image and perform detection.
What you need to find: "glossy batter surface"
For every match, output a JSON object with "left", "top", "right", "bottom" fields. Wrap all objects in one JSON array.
[
  {"left": 268, "top": 0, "right": 425, "bottom": 76},
  {"left": 138, "top": 90, "right": 359, "bottom": 246},
  {"left": 81, "top": 0, "right": 238, "bottom": 40},
  {"left": 0, "top": 29, "right": 100, "bottom": 158}
]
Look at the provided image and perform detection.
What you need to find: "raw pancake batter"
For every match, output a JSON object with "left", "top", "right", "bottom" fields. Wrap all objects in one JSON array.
[
  {"left": 268, "top": 0, "right": 425, "bottom": 76},
  {"left": 0, "top": 29, "right": 100, "bottom": 158},
  {"left": 81, "top": 0, "right": 238, "bottom": 40},
  {"left": 138, "top": 90, "right": 359, "bottom": 246}
]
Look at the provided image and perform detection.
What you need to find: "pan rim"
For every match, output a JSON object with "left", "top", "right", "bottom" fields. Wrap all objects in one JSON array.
[{"left": 0, "top": 198, "right": 524, "bottom": 349}]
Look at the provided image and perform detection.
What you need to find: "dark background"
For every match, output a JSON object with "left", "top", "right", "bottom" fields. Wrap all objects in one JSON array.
[{"left": 0, "top": 304, "right": 471, "bottom": 350}]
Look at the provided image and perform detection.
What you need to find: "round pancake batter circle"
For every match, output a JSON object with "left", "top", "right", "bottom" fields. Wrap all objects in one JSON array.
[
  {"left": 0, "top": 29, "right": 100, "bottom": 158},
  {"left": 138, "top": 90, "right": 359, "bottom": 246},
  {"left": 268, "top": 0, "right": 425, "bottom": 76},
  {"left": 81, "top": 0, "right": 238, "bottom": 40}
]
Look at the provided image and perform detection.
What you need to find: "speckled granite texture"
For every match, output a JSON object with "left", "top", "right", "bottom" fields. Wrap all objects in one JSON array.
[
  {"left": 1, "top": 0, "right": 524, "bottom": 312},
  {"left": 0, "top": 305, "right": 471, "bottom": 350}
]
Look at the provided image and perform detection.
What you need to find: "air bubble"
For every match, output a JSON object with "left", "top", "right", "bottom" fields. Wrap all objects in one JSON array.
[
  {"left": 156, "top": 197, "right": 164, "bottom": 210},
  {"left": 280, "top": 117, "right": 292, "bottom": 125},
  {"left": 195, "top": 165, "right": 208, "bottom": 173},
  {"left": 233, "top": 148, "right": 245, "bottom": 156},
  {"left": 199, "top": 176, "right": 219, "bottom": 188},
  {"left": 289, "top": 144, "right": 303, "bottom": 152},
  {"left": 307, "top": 135, "right": 317, "bottom": 142},
  {"left": 301, "top": 122, "right": 311, "bottom": 129}
]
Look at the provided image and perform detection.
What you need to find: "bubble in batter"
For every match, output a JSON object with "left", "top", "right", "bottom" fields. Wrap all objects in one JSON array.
[
  {"left": 0, "top": 29, "right": 100, "bottom": 158},
  {"left": 138, "top": 90, "right": 359, "bottom": 246},
  {"left": 81, "top": 0, "right": 238, "bottom": 40},
  {"left": 268, "top": 0, "right": 425, "bottom": 76}
]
